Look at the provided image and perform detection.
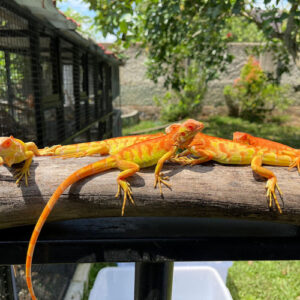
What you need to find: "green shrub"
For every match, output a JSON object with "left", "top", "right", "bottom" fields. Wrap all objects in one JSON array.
[
  {"left": 154, "top": 63, "right": 207, "bottom": 122},
  {"left": 223, "top": 56, "right": 291, "bottom": 122}
]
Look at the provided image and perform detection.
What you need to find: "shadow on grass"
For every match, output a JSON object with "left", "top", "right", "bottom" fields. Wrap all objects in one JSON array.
[{"left": 226, "top": 272, "right": 241, "bottom": 300}]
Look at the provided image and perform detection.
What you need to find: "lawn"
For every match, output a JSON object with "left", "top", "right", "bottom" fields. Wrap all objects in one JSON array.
[
  {"left": 227, "top": 261, "right": 300, "bottom": 300},
  {"left": 122, "top": 120, "right": 166, "bottom": 135},
  {"left": 122, "top": 115, "right": 300, "bottom": 148}
]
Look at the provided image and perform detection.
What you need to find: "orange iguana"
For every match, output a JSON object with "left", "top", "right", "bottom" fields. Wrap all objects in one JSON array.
[
  {"left": 172, "top": 132, "right": 298, "bottom": 214},
  {"left": 26, "top": 119, "right": 204, "bottom": 300},
  {"left": 0, "top": 136, "right": 41, "bottom": 185},
  {"left": 233, "top": 131, "right": 300, "bottom": 172}
]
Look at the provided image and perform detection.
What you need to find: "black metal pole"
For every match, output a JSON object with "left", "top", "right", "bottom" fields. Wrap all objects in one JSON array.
[
  {"left": 98, "top": 62, "right": 106, "bottom": 140},
  {"left": 73, "top": 46, "right": 81, "bottom": 131},
  {"left": 0, "top": 265, "right": 17, "bottom": 300},
  {"left": 4, "top": 52, "right": 14, "bottom": 118},
  {"left": 134, "top": 262, "right": 174, "bottom": 300},
  {"left": 51, "top": 37, "right": 66, "bottom": 142},
  {"left": 29, "top": 22, "right": 45, "bottom": 147}
]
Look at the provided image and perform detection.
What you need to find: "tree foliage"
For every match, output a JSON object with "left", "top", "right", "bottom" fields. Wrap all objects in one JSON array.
[
  {"left": 222, "top": 17, "right": 266, "bottom": 43},
  {"left": 154, "top": 62, "right": 207, "bottom": 121},
  {"left": 224, "top": 56, "right": 290, "bottom": 122},
  {"left": 82, "top": 0, "right": 300, "bottom": 88}
]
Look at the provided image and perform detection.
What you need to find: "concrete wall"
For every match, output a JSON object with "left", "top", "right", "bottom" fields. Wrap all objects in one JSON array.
[
  {"left": 118, "top": 43, "right": 300, "bottom": 107},
  {"left": 119, "top": 45, "right": 166, "bottom": 106}
]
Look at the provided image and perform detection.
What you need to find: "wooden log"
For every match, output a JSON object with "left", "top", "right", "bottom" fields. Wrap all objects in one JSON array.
[{"left": 0, "top": 156, "right": 300, "bottom": 229}]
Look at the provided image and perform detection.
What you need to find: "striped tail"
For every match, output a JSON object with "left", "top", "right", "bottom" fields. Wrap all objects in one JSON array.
[{"left": 26, "top": 156, "right": 116, "bottom": 300}]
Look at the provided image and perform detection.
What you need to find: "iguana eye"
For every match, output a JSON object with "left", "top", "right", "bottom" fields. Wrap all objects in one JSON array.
[
  {"left": 2, "top": 139, "right": 12, "bottom": 148},
  {"left": 186, "top": 125, "right": 194, "bottom": 131}
]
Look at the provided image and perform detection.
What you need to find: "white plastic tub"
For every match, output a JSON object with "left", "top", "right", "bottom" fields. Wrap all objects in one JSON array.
[{"left": 89, "top": 265, "right": 232, "bottom": 300}]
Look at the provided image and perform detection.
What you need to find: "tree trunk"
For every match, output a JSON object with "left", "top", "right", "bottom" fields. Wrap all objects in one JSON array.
[{"left": 0, "top": 156, "right": 299, "bottom": 229}]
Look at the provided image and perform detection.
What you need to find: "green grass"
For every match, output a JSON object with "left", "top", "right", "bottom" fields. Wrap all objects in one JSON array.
[
  {"left": 122, "top": 120, "right": 165, "bottom": 135},
  {"left": 227, "top": 261, "right": 300, "bottom": 300},
  {"left": 203, "top": 116, "right": 300, "bottom": 148},
  {"left": 123, "top": 116, "right": 300, "bottom": 148}
]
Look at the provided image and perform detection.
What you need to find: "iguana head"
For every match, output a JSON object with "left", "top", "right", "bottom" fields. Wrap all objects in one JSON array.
[
  {"left": 0, "top": 136, "right": 23, "bottom": 166},
  {"left": 173, "top": 119, "right": 204, "bottom": 146}
]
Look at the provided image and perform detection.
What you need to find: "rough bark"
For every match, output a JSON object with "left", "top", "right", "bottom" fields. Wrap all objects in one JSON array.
[{"left": 0, "top": 156, "right": 299, "bottom": 229}]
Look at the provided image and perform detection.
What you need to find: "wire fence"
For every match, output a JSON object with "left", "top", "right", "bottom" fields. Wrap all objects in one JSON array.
[
  {"left": 0, "top": 0, "right": 121, "bottom": 298},
  {"left": 0, "top": 0, "right": 121, "bottom": 147}
]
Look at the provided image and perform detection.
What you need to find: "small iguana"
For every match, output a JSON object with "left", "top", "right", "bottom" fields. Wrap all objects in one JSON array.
[
  {"left": 0, "top": 136, "right": 41, "bottom": 185},
  {"left": 25, "top": 119, "right": 204, "bottom": 300},
  {"left": 172, "top": 132, "right": 298, "bottom": 213}
]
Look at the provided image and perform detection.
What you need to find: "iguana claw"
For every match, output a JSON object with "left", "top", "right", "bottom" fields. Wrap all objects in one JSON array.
[
  {"left": 154, "top": 172, "right": 171, "bottom": 196},
  {"left": 116, "top": 180, "right": 135, "bottom": 216},
  {"left": 288, "top": 157, "right": 300, "bottom": 173},
  {"left": 266, "top": 178, "right": 282, "bottom": 213},
  {"left": 14, "top": 166, "right": 30, "bottom": 186}
]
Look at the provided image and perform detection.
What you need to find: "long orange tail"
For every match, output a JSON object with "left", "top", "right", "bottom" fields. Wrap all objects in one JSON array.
[{"left": 26, "top": 156, "right": 116, "bottom": 300}]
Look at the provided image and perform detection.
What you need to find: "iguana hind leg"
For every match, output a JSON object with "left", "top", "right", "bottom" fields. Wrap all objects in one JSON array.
[{"left": 251, "top": 155, "right": 283, "bottom": 213}]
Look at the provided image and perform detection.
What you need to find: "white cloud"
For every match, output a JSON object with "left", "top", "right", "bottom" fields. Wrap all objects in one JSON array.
[
  {"left": 57, "top": 0, "right": 116, "bottom": 42},
  {"left": 58, "top": 0, "right": 95, "bottom": 17}
]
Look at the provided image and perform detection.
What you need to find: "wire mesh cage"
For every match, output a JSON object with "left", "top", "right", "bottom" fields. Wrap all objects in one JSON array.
[
  {"left": 0, "top": 0, "right": 121, "bottom": 147},
  {"left": 0, "top": 0, "right": 121, "bottom": 298},
  {"left": 0, "top": 4, "right": 37, "bottom": 142}
]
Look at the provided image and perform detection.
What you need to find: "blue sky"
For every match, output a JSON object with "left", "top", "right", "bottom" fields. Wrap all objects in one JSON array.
[{"left": 57, "top": 0, "right": 116, "bottom": 42}]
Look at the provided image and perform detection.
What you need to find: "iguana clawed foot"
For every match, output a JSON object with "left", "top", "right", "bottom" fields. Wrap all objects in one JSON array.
[
  {"left": 265, "top": 178, "right": 283, "bottom": 213},
  {"left": 170, "top": 155, "right": 195, "bottom": 165},
  {"left": 154, "top": 172, "right": 171, "bottom": 196},
  {"left": 14, "top": 165, "right": 30, "bottom": 186},
  {"left": 116, "top": 180, "right": 135, "bottom": 216},
  {"left": 288, "top": 157, "right": 300, "bottom": 173}
]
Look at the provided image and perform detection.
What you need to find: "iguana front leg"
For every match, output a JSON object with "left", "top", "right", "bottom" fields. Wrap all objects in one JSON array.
[
  {"left": 154, "top": 146, "right": 177, "bottom": 195},
  {"left": 251, "top": 155, "right": 283, "bottom": 213},
  {"left": 15, "top": 151, "right": 34, "bottom": 185},
  {"left": 115, "top": 160, "right": 140, "bottom": 216},
  {"left": 14, "top": 142, "right": 41, "bottom": 185},
  {"left": 25, "top": 142, "right": 41, "bottom": 156}
]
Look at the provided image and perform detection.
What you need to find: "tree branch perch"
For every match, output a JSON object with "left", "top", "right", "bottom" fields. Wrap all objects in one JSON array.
[{"left": 0, "top": 156, "right": 300, "bottom": 229}]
